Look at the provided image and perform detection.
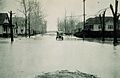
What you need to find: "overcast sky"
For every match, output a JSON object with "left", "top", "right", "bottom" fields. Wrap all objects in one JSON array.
[{"left": 1, "top": 0, "right": 119, "bottom": 31}]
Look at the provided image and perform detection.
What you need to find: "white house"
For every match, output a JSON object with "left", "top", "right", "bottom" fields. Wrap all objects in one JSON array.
[
  {"left": 12, "top": 17, "right": 26, "bottom": 35},
  {"left": 85, "top": 17, "right": 119, "bottom": 31}
]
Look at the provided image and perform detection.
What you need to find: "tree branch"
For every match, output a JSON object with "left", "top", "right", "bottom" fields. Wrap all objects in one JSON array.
[{"left": 110, "top": 4, "right": 115, "bottom": 15}]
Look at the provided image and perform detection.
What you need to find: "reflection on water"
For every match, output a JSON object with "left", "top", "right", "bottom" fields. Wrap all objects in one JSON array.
[
  {"left": 0, "top": 36, "right": 120, "bottom": 78},
  {"left": 112, "top": 46, "right": 120, "bottom": 78}
]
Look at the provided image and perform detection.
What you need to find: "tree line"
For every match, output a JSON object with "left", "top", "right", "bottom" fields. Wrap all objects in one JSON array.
[{"left": 17, "top": 0, "right": 47, "bottom": 37}]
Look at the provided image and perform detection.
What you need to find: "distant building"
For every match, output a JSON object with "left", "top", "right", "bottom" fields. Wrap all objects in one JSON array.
[
  {"left": 0, "top": 13, "right": 10, "bottom": 37},
  {"left": 58, "top": 18, "right": 80, "bottom": 35}
]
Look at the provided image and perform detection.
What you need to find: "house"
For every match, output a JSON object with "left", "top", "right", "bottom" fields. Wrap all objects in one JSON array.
[
  {"left": 74, "top": 17, "right": 120, "bottom": 38},
  {"left": 85, "top": 17, "right": 120, "bottom": 31},
  {"left": 84, "top": 17, "right": 120, "bottom": 37},
  {"left": 0, "top": 13, "right": 10, "bottom": 37},
  {"left": 12, "top": 17, "right": 26, "bottom": 36}
]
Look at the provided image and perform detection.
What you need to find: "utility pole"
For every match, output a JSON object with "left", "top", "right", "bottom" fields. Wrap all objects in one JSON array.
[
  {"left": 83, "top": 0, "right": 86, "bottom": 29},
  {"left": 28, "top": 1, "right": 31, "bottom": 38},
  {"left": 64, "top": 9, "right": 67, "bottom": 34},
  {"left": 9, "top": 11, "right": 14, "bottom": 42},
  {"left": 70, "top": 13, "right": 73, "bottom": 34},
  {"left": 28, "top": 12, "right": 30, "bottom": 38},
  {"left": 82, "top": 0, "right": 86, "bottom": 40},
  {"left": 25, "top": 16, "right": 27, "bottom": 37}
]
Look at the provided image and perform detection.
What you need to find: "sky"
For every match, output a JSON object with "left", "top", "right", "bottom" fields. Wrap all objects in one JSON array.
[{"left": 0, "top": 0, "right": 119, "bottom": 31}]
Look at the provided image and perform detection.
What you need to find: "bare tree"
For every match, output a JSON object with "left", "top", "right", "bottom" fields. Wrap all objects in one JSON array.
[
  {"left": 18, "top": 0, "right": 35, "bottom": 36},
  {"left": 18, "top": 0, "right": 46, "bottom": 36},
  {"left": 18, "top": 0, "right": 28, "bottom": 36},
  {"left": 58, "top": 17, "right": 79, "bottom": 35},
  {"left": 30, "top": 0, "right": 46, "bottom": 34},
  {"left": 110, "top": 0, "right": 120, "bottom": 45}
]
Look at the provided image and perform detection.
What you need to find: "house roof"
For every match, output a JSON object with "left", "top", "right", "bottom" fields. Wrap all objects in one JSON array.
[
  {"left": 0, "top": 13, "right": 9, "bottom": 25},
  {"left": 86, "top": 17, "right": 113, "bottom": 25}
]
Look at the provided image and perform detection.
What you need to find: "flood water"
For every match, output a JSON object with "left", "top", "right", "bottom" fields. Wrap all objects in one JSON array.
[{"left": 0, "top": 35, "right": 120, "bottom": 78}]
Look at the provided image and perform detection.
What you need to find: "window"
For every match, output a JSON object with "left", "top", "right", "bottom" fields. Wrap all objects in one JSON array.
[
  {"left": 108, "top": 25, "right": 113, "bottom": 29},
  {"left": 98, "top": 25, "right": 102, "bottom": 29},
  {"left": 89, "top": 25, "right": 93, "bottom": 29}
]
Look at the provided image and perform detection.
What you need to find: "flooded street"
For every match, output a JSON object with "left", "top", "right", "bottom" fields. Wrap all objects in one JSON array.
[{"left": 0, "top": 35, "right": 120, "bottom": 78}]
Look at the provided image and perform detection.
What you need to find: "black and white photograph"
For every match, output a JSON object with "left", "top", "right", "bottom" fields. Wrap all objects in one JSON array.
[{"left": 0, "top": 0, "right": 120, "bottom": 78}]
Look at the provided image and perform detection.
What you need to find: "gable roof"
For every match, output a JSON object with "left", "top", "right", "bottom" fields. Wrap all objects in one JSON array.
[
  {"left": 0, "top": 13, "right": 9, "bottom": 25},
  {"left": 86, "top": 17, "right": 113, "bottom": 25}
]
